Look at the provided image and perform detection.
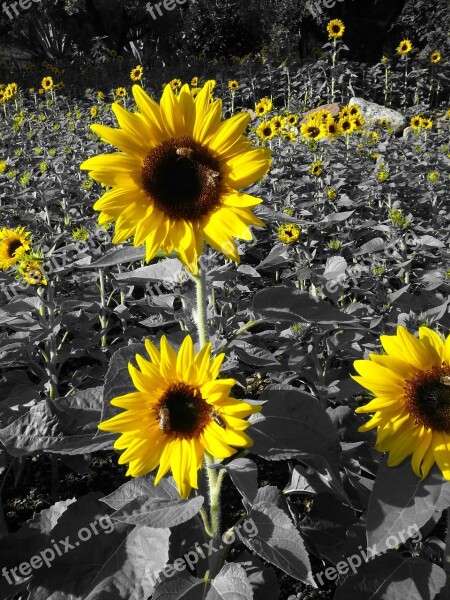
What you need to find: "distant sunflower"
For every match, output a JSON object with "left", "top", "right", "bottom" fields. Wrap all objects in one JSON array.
[
  {"left": 327, "top": 19, "right": 345, "bottom": 39},
  {"left": 270, "top": 115, "right": 285, "bottom": 132},
  {"left": 397, "top": 40, "right": 413, "bottom": 55},
  {"left": 115, "top": 87, "right": 127, "bottom": 98},
  {"left": 284, "top": 131, "right": 297, "bottom": 142},
  {"left": 255, "top": 102, "right": 269, "bottom": 116},
  {"left": 17, "top": 255, "right": 47, "bottom": 286},
  {"left": 310, "top": 161, "right": 323, "bottom": 176},
  {"left": 0, "top": 226, "right": 32, "bottom": 270},
  {"left": 339, "top": 116, "right": 356, "bottom": 135},
  {"left": 170, "top": 78, "right": 182, "bottom": 91},
  {"left": 90, "top": 106, "right": 98, "bottom": 118},
  {"left": 349, "top": 105, "right": 361, "bottom": 118},
  {"left": 286, "top": 114, "right": 298, "bottom": 126},
  {"left": 339, "top": 105, "right": 351, "bottom": 119},
  {"left": 191, "top": 76, "right": 199, "bottom": 87},
  {"left": 41, "top": 76, "right": 53, "bottom": 91},
  {"left": 325, "top": 119, "right": 340, "bottom": 139},
  {"left": 354, "top": 326, "right": 450, "bottom": 480},
  {"left": 410, "top": 115, "right": 422, "bottom": 130},
  {"left": 80, "top": 82, "right": 271, "bottom": 274},
  {"left": 190, "top": 87, "right": 201, "bottom": 100},
  {"left": 228, "top": 80, "right": 239, "bottom": 91},
  {"left": 257, "top": 121, "right": 276, "bottom": 141},
  {"left": 420, "top": 117, "right": 433, "bottom": 130},
  {"left": 98, "top": 335, "right": 261, "bottom": 498},
  {"left": 317, "top": 109, "right": 333, "bottom": 123},
  {"left": 130, "top": 65, "right": 144, "bottom": 82},
  {"left": 430, "top": 52, "right": 441, "bottom": 64},
  {"left": 300, "top": 114, "right": 327, "bottom": 141},
  {"left": 278, "top": 223, "right": 300, "bottom": 244}
]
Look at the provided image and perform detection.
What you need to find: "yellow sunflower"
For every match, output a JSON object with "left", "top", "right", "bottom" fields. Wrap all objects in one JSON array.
[
  {"left": 420, "top": 117, "right": 433, "bottom": 129},
  {"left": 430, "top": 52, "right": 441, "bottom": 64},
  {"left": 0, "top": 226, "right": 32, "bottom": 270},
  {"left": 278, "top": 223, "right": 300, "bottom": 244},
  {"left": 90, "top": 106, "right": 98, "bottom": 118},
  {"left": 191, "top": 76, "right": 199, "bottom": 87},
  {"left": 327, "top": 19, "right": 345, "bottom": 39},
  {"left": 325, "top": 119, "right": 341, "bottom": 139},
  {"left": 115, "top": 87, "right": 127, "bottom": 98},
  {"left": 255, "top": 102, "right": 269, "bottom": 116},
  {"left": 130, "top": 65, "right": 144, "bottom": 82},
  {"left": 410, "top": 115, "right": 422, "bottom": 130},
  {"left": 98, "top": 335, "right": 260, "bottom": 498},
  {"left": 16, "top": 255, "right": 47, "bottom": 286},
  {"left": 228, "top": 80, "right": 239, "bottom": 91},
  {"left": 301, "top": 114, "right": 327, "bottom": 141},
  {"left": 256, "top": 121, "right": 276, "bottom": 141},
  {"left": 170, "top": 78, "right": 182, "bottom": 91},
  {"left": 80, "top": 81, "right": 271, "bottom": 274},
  {"left": 310, "top": 161, "right": 323, "bottom": 176},
  {"left": 270, "top": 115, "right": 285, "bottom": 132},
  {"left": 41, "top": 76, "right": 53, "bottom": 91},
  {"left": 286, "top": 114, "right": 298, "bottom": 126},
  {"left": 397, "top": 39, "right": 413, "bottom": 55},
  {"left": 339, "top": 116, "right": 357, "bottom": 135},
  {"left": 354, "top": 326, "right": 450, "bottom": 480},
  {"left": 190, "top": 87, "right": 201, "bottom": 100}
]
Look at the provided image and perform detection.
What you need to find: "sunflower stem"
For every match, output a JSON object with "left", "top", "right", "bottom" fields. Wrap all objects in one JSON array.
[
  {"left": 194, "top": 270, "right": 208, "bottom": 347},
  {"left": 444, "top": 509, "right": 450, "bottom": 596},
  {"left": 199, "top": 507, "right": 213, "bottom": 537}
]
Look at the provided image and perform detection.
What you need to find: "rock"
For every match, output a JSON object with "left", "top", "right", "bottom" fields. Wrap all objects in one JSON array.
[
  {"left": 301, "top": 103, "right": 340, "bottom": 124},
  {"left": 403, "top": 126, "right": 414, "bottom": 139},
  {"left": 349, "top": 97, "right": 406, "bottom": 133}
]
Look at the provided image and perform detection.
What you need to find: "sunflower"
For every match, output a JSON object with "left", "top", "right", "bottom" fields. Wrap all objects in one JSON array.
[
  {"left": 317, "top": 109, "right": 333, "bottom": 123},
  {"left": 351, "top": 115, "right": 365, "bottom": 131},
  {"left": 354, "top": 326, "right": 450, "bottom": 480},
  {"left": 0, "top": 91, "right": 5, "bottom": 104},
  {"left": 256, "top": 121, "right": 276, "bottom": 141},
  {"left": 115, "top": 87, "right": 127, "bottom": 98},
  {"left": 97, "top": 91, "right": 105, "bottom": 101},
  {"left": 349, "top": 105, "right": 361, "bottom": 118},
  {"left": 270, "top": 115, "right": 285, "bottom": 132},
  {"left": 430, "top": 51, "right": 441, "bottom": 64},
  {"left": 286, "top": 114, "right": 298, "bottom": 126},
  {"left": 325, "top": 119, "right": 341, "bottom": 139},
  {"left": 420, "top": 117, "right": 433, "bottom": 129},
  {"left": 130, "top": 65, "right": 144, "bottom": 82},
  {"left": 278, "top": 223, "right": 300, "bottom": 244},
  {"left": 228, "top": 80, "right": 239, "bottom": 91},
  {"left": 255, "top": 102, "right": 269, "bottom": 117},
  {"left": 98, "top": 335, "right": 260, "bottom": 498},
  {"left": 16, "top": 255, "right": 47, "bottom": 286},
  {"left": 191, "top": 76, "right": 199, "bottom": 87},
  {"left": 190, "top": 87, "right": 201, "bottom": 100},
  {"left": 339, "top": 105, "right": 351, "bottom": 119},
  {"left": 80, "top": 81, "right": 271, "bottom": 274},
  {"left": 310, "top": 161, "right": 323, "bottom": 177},
  {"left": 410, "top": 115, "right": 422, "bottom": 130},
  {"left": 41, "top": 76, "right": 53, "bottom": 91},
  {"left": 90, "top": 106, "right": 98, "bottom": 118},
  {"left": 283, "top": 131, "right": 297, "bottom": 142},
  {"left": 397, "top": 39, "right": 413, "bottom": 55},
  {"left": 339, "top": 116, "right": 356, "bottom": 135},
  {"left": 300, "top": 114, "right": 327, "bottom": 141},
  {"left": 0, "top": 226, "right": 32, "bottom": 270},
  {"left": 327, "top": 19, "right": 345, "bottom": 39},
  {"left": 170, "top": 78, "right": 182, "bottom": 91}
]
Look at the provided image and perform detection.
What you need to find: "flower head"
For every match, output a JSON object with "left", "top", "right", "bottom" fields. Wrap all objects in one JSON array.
[
  {"left": 228, "top": 80, "right": 239, "bottom": 91},
  {"left": 410, "top": 115, "right": 422, "bottom": 130},
  {"left": 16, "top": 253, "right": 47, "bottom": 286},
  {"left": 257, "top": 121, "right": 276, "bottom": 141},
  {"left": 301, "top": 113, "right": 327, "bottom": 141},
  {"left": 354, "top": 326, "right": 450, "bottom": 480},
  {"left": 41, "top": 76, "right": 53, "bottom": 91},
  {"left": 130, "top": 65, "right": 144, "bottom": 81},
  {"left": 0, "top": 226, "right": 32, "bottom": 270},
  {"left": 80, "top": 81, "right": 271, "bottom": 274},
  {"left": 397, "top": 40, "right": 413, "bottom": 55},
  {"left": 310, "top": 161, "right": 323, "bottom": 176},
  {"left": 278, "top": 223, "right": 300, "bottom": 244},
  {"left": 98, "top": 335, "right": 260, "bottom": 498},
  {"left": 430, "top": 51, "right": 441, "bottom": 64},
  {"left": 327, "top": 19, "right": 345, "bottom": 39},
  {"left": 115, "top": 87, "right": 127, "bottom": 98}
]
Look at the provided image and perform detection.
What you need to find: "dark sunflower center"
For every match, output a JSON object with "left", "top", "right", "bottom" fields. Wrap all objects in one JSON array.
[
  {"left": 263, "top": 127, "right": 272, "bottom": 136},
  {"left": 342, "top": 121, "right": 351, "bottom": 130},
  {"left": 8, "top": 239, "right": 23, "bottom": 257},
  {"left": 405, "top": 365, "right": 450, "bottom": 433},
  {"left": 308, "top": 126, "right": 320, "bottom": 137},
  {"left": 141, "top": 136, "right": 222, "bottom": 220},
  {"left": 156, "top": 382, "right": 212, "bottom": 438},
  {"left": 332, "top": 25, "right": 340, "bottom": 33}
]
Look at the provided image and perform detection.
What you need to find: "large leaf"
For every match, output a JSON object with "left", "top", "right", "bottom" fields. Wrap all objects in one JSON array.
[
  {"left": 249, "top": 385, "right": 341, "bottom": 477},
  {"left": 241, "top": 501, "right": 313, "bottom": 585},
  {"left": 78, "top": 246, "right": 146, "bottom": 269},
  {"left": 209, "top": 458, "right": 258, "bottom": 506},
  {"left": 111, "top": 495, "right": 204, "bottom": 529},
  {"left": 115, "top": 258, "right": 183, "bottom": 284},
  {"left": 367, "top": 459, "right": 450, "bottom": 550},
  {"left": 0, "top": 387, "right": 115, "bottom": 456},
  {"left": 333, "top": 552, "right": 446, "bottom": 600},
  {"left": 236, "top": 551, "right": 280, "bottom": 600},
  {"left": 253, "top": 286, "right": 358, "bottom": 324}
]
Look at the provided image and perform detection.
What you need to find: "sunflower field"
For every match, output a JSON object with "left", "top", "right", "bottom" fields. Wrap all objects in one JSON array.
[{"left": 0, "top": 5, "right": 449, "bottom": 600}]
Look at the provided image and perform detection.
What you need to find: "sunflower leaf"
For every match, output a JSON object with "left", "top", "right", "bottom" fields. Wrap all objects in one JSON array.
[{"left": 111, "top": 495, "right": 204, "bottom": 529}]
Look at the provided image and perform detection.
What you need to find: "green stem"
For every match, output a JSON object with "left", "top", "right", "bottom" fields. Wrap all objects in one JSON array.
[
  {"left": 193, "top": 269, "right": 208, "bottom": 347},
  {"left": 204, "top": 452, "right": 226, "bottom": 538},
  {"left": 444, "top": 509, "right": 450, "bottom": 597}
]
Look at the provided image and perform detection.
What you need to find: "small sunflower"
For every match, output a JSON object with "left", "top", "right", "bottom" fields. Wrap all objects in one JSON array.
[
  {"left": 16, "top": 254, "right": 47, "bottom": 286},
  {"left": 255, "top": 102, "right": 269, "bottom": 117},
  {"left": 410, "top": 115, "right": 422, "bottom": 130},
  {"left": 191, "top": 76, "right": 199, "bottom": 87},
  {"left": 257, "top": 121, "right": 276, "bottom": 141},
  {"left": 354, "top": 326, "right": 450, "bottom": 481},
  {"left": 97, "top": 91, "right": 105, "bottom": 101},
  {"left": 283, "top": 131, "right": 297, "bottom": 142},
  {"left": 325, "top": 120, "right": 341, "bottom": 139},
  {"left": 420, "top": 117, "right": 433, "bottom": 130},
  {"left": 327, "top": 19, "right": 345, "bottom": 39},
  {"left": 339, "top": 105, "right": 351, "bottom": 119},
  {"left": 317, "top": 109, "right": 333, "bottom": 123},
  {"left": 300, "top": 114, "right": 327, "bottom": 141},
  {"left": 339, "top": 116, "right": 357, "bottom": 135},
  {"left": 0, "top": 226, "right": 32, "bottom": 270},
  {"left": 349, "top": 105, "right": 361, "bottom": 118},
  {"left": 270, "top": 115, "right": 285, "bottom": 132},
  {"left": 286, "top": 114, "right": 298, "bottom": 126},
  {"left": 170, "top": 79, "right": 182, "bottom": 91},
  {"left": 430, "top": 52, "right": 441, "bottom": 64},
  {"left": 228, "top": 80, "right": 239, "bottom": 91},
  {"left": 278, "top": 223, "right": 300, "bottom": 244},
  {"left": 41, "top": 76, "right": 53, "bottom": 91},
  {"left": 98, "top": 335, "right": 261, "bottom": 498},
  {"left": 115, "top": 87, "right": 127, "bottom": 98},
  {"left": 190, "top": 87, "right": 201, "bottom": 100},
  {"left": 351, "top": 115, "right": 365, "bottom": 131},
  {"left": 397, "top": 40, "right": 413, "bottom": 55},
  {"left": 310, "top": 161, "right": 323, "bottom": 176},
  {"left": 130, "top": 65, "right": 144, "bottom": 82},
  {"left": 80, "top": 81, "right": 271, "bottom": 274},
  {"left": 90, "top": 106, "right": 99, "bottom": 118}
]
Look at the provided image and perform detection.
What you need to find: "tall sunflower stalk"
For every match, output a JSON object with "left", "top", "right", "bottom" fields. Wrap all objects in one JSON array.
[
  {"left": 326, "top": 19, "right": 345, "bottom": 102},
  {"left": 84, "top": 80, "right": 272, "bottom": 574}
]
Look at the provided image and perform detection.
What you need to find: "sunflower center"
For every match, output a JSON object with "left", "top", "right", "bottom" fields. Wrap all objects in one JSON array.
[
  {"left": 405, "top": 365, "right": 450, "bottom": 433},
  {"left": 141, "top": 136, "right": 222, "bottom": 220},
  {"left": 156, "top": 382, "right": 212, "bottom": 438},
  {"left": 332, "top": 25, "right": 340, "bottom": 33},
  {"left": 8, "top": 239, "right": 23, "bottom": 257},
  {"left": 308, "top": 126, "right": 320, "bottom": 137}
]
